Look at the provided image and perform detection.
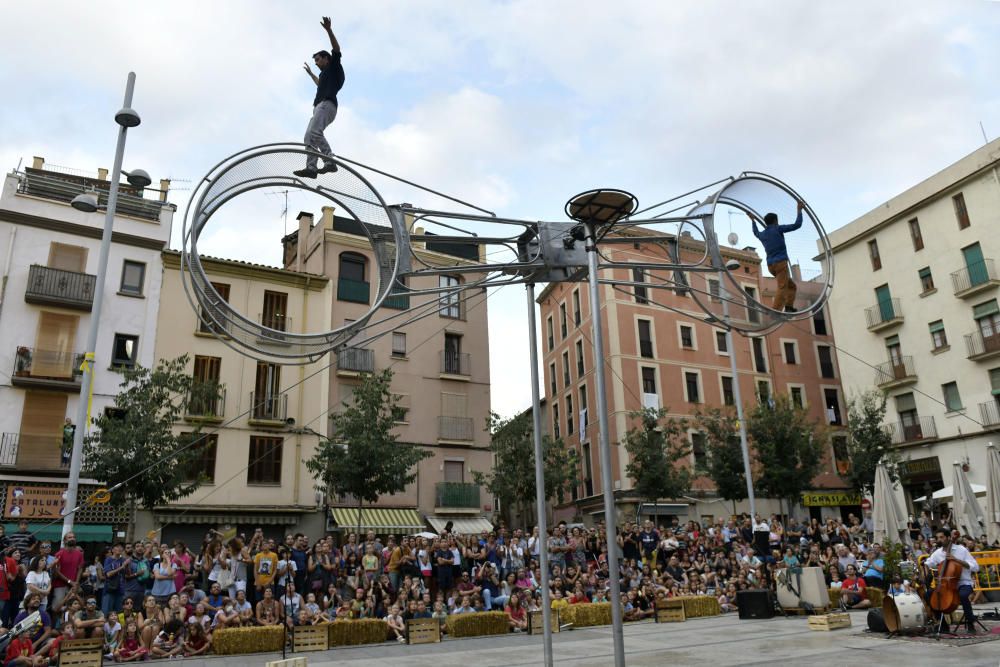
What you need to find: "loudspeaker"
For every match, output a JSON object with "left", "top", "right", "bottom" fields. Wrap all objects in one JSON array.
[
  {"left": 867, "top": 608, "right": 887, "bottom": 633},
  {"left": 737, "top": 589, "right": 774, "bottom": 620}
]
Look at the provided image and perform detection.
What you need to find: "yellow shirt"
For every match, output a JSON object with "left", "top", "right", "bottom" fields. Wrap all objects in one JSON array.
[
  {"left": 253, "top": 551, "right": 278, "bottom": 586},
  {"left": 551, "top": 598, "right": 569, "bottom": 610}
]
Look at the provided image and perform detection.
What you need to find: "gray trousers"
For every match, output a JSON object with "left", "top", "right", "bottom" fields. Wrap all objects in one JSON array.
[{"left": 304, "top": 100, "right": 338, "bottom": 168}]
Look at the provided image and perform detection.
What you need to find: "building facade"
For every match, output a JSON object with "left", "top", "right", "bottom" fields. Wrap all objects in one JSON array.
[
  {"left": 0, "top": 157, "right": 174, "bottom": 543},
  {"left": 282, "top": 207, "right": 493, "bottom": 535},
  {"left": 825, "top": 138, "right": 1000, "bottom": 510},
  {"left": 142, "top": 251, "right": 332, "bottom": 545},
  {"left": 537, "top": 229, "right": 852, "bottom": 527}
]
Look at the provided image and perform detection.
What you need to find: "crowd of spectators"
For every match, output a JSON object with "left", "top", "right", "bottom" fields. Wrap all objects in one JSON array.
[{"left": 0, "top": 508, "right": 993, "bottom": 662}]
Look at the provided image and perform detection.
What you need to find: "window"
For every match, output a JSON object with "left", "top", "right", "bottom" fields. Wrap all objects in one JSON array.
[
  {"left": 582, "top": 442, "right": 593, "bottom": 496},
  {"left": 33, "top": 311, "right": 78, "bottom": 377},
  {"left": 199, "top": 282, "right": 231, "bottom": 334},
  {"left": 262, "top": 290, "right": 288, "bottom": 331},
  {"left": 562, "top": 351, "right": 571, "bottom": 387},
  {"left": 638, "top": 320, "right": 654, "bottom": 358},
  {"left": 974, "top": 299, "right": 1000, "bottom": 341},
  {"left": 632, "top": 267, "right": 648, "bottom": 304},
  {"left": 918, "top": 267, "right": 935, "bottom": 293},
  {"left": 119, "top": 260, "right": 145, "bottom": 296},
  {"left": 576, "top": 340, "right": 585, "bottom": 376},
  {"left": 896, "top": 393, "right": 918, "bottom": 433},
  {"left": 707, "top": 278, "right": 721, "bottom": 303},
  {"left": 962, "top": 242, "right": 989, "bottom": 288},
  {"left": 744, "top": 286, "right": 760, "bottom": 324},
  {"left": 721, "top": 376, "right": 735, "bottom": 406},
  {"left": 875, "top": 284, "right": 896, "bottom": 322},
  {"left": 566, "top": 395, "right": 574, "bottom": 435},
  {"left": 391, "top": 331, "right": 406, "bottom": 357},
  {"left": 439, "top": 275, "right": 462, "bottom": 318},
  {"left": 641, "top": 367, "right": 657, "bottom": 394},
  {"left": 553, "top": 403, "right": 561, "bottom": 439},
  {"left": 757, "top": 380, "right": 771, "bottom": 404},
  {"left": 549, "top": 363, "right": 557, "bottom": 396},
  {"left": 812, "top": 307, "right": 828, "bottom": 336},
  {"left": 953, "top": 192, "right": 970, "bottom": 229},
  {"left": 248, "top": 436, "right": 283, "bottom": 485},
  {"left": 684, "top": 371, "right": 700, "bottom": 403},
  {"left": 790, "top": 386, "right": 804, "bottom": 408},
  {"left": 783, "top": 341, "right": 797, "bottom": 365},
  {"left": 824, "top": 388, "right": 842, "bottom": 425},
  {"left": 338, "top": 252, "right": 369, "bottom": 304},
  {"left": 818, "top": 345, "right": 835, "bottom": 378},
  {"left": 715, "top": 331, "right": 728, "bottom": 354},
  {"left": 253, "top": 362, "right": 282, "bottom": 420},
  {"left": 111, "top": 334, "right": 138, "bottom": 367},
  {"left": 679, "top": 325, "right": 694, "bottom": 349},
  {"left": 868, "top": 239, "right": 881, "bottom": 271},
  {"left": 929, "top": 321, "right": 947, "bottom": 350},
  {"left": 908, "top": 218, "right": 924, "bottom": 251},
  {"left": 190, "top": 355, "right": 222, "bottom": 416},
  {"left": 444, "top": 460, "right": 464, "bottom": 483},
  {"left": 942, "top": 382, "right": 963, "bottom": 412},
  {"left": 832, "top": 435, "right": 850, "bottom": 475},
  {"left": 691, "top": 432, "right": 707, "bottom": 468},
  {"left": 752, "top": 338, "right": 767, "bottom": 373},
  {"left": 546, "top": 317, "right": 554, "bottom": 351},
  {"left": 180, "top": 433, "right": 217, "bottom": 483},
  {"left": 443, "top": 333, "right": 463, "bottom": 374},
  {"left": 47, "top": 242, "right": 87, "bottom": 272},
  {"left": 886, "top": 334, "right": 903, "bottom": 365},
  {"left": 559, "top": 303, "right": 568, "bottom": 338},
  {"left": 579, "top": 385, "right": 589, "bottom": 430},
  {"left": 572, "top": 290, "right": 582, "bottom": 326}
]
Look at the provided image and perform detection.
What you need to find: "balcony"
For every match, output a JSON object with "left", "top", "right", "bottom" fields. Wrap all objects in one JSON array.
[
  {"left": 382, "top": 290, "right": 410, "bottom": 310},
  {"left": 248, "top": 392, "right": 287, "bottom": 426},
  {"left": 884, "top": 416, "right": 938, "bottom": 445},
  {"left": 0, "top": 432, "right": 71, "bottom": 471},
  {"left": 435, "top": 482, "right": 481, "bottom": 513},
  {"left": 980, "top": 400, "right": 1000, "bottom": 428},
  {"left": 25, "top": 265, "right": 96, "bottom": 311},
  {"left": 438, "top": 416, "right": 474, "bottom": 442},
  {"left": 257, "top": 313, "right": 291, "bottom": 346},
  {"left": 12, "top": 346, "right": 85, "bottom": 392},
  {"left": 18, "top": 168, "right": 166, "bottom": 222},
  {"left": 951, "top": 259, "right": 1000, "bottom": 299},
  {"left": 440, "top": 351, "right": 471, "bottom": 378},
  {"left": 965, "top": 330, "right": 1000, "bottom": 362},
  {"left": 336, "top": 347, "right": 374, "bottom": 376},
  {"left": 865, "top": 299, "right": 903, "bottom": 331},
  {"left": 338, "top": 277, "right": 370, "bottom": 304},
  {"left": 874, "top": 357, "right": 917, "bottom": 389},
  {"left": 185, "top": 383, "right": 226, "bottom": 422}
]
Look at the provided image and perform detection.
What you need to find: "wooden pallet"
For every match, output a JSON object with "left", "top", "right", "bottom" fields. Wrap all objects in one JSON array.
[
  {"left": 654, "top": 599, "right": 686, "bottom": 623},
  {"left": 529, "top": 609, "right": 561, "bottom": 634},
  {"left": 292, "top": 624, "right": 329, "bottom": 652},
  {"left": 808, "top": 612, "right": 852, "bottom": 631},
  {"left": 407, "top": 617, "right": 442, "bottom": 645},
  {"left": 58, "top": 638, "right": 104, "bottom": 667}
]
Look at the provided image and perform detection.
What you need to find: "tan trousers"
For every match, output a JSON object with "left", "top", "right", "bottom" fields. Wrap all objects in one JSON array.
[{"left": 769, "top": 260, "right": 797, "bottom": 310}]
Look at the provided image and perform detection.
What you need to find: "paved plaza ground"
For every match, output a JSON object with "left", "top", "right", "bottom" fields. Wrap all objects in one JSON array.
[{"left": 179, "top": 604, "right": 1000, "bottom": 667}]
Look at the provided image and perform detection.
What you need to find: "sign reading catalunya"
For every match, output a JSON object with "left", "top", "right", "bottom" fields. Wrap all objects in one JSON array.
[
  {"left": 5, "top": 485, "right": 68, "bottom": 519},
  {"left": 800, "top": 491, "right": 863, "bottom": 507}
]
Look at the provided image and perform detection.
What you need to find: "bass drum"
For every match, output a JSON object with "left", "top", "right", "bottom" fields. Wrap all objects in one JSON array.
[{"left": 883, "top": 593, "right": 928, "bottom": 633}]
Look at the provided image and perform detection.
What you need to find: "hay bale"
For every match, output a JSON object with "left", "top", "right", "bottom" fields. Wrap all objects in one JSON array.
[
  {"left": 212, "top": 626, "right": 285, "bottom": 655},
  {"left": 445, "top": 611, "right": 509, "bottom": 638},
  {"left": 328, "top": 619, "right": 389, "bottom": 646}
]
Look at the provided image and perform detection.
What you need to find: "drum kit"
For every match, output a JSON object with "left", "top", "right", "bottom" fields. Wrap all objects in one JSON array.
[{"left": 881, "top": 592, "right": 929, "bottom": 635}]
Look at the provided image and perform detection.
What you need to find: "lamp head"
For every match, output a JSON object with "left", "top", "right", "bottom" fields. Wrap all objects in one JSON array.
[
  {"left": 725, "top": 259, "right": 741, "bottom": 271},
  {"left": 114, "top": 107, "right": 141, "bottom": 128},
  {"left": 125, "top": 169, "right": 152, "bottom": 188},
  {"left": 70, "top": 193, "right": 99, "bottom": 213}
]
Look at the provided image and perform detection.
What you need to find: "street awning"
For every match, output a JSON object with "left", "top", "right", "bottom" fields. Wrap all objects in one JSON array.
[
  {"left": 152, "top": 513, "right": 299, "bottom": 526},
  {"left": 639, "top": 504, "right": 689, "bottom": 516},
  {"left": 426, "top": 515, "right": 494, "bottom": 535},
  {"left": 3, "top": 523, "right": 112, "bottom": 543},
  {"left": 328, "top": 507, "right": 423, "bottom": 533}
]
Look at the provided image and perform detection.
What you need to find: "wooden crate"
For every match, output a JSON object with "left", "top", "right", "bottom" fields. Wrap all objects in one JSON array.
[
  {"left": 292, "top": 624, "right": 329, "bottom": 652},
  {"left": 655, "top": 599, "right": 686, "bottom": 623},
  {"left": 808, "top": 612, "right": 852, "bottom": 631},
  {"left": 267, "top": 660, "right": 308, "bottom": 667},
  {"left": 58, "top": 638, "right": 104, "bottom": 667},
  {"left": 407, "top": 617, "right": 442, "bottom": 645},
  {"left": 528, "top": 609, "right": 561, "bottom": 634}
]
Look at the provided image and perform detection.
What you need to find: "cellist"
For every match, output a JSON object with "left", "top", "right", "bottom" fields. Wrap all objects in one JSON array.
[{"left": 923, "top": 529, "right": 980, "bottom": 634}]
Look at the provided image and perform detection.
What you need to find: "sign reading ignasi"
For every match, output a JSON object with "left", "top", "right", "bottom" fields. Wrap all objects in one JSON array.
[
  {"left": 801, "top": 491, "right": 863, "bottom": 507},
  {"left": 4, "top": 485, "right": 68, "bottom": 519}
]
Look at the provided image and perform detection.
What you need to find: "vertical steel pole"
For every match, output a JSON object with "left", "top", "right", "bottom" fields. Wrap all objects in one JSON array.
[
  {"left": 525, "top": 284, "right": 553, "bottom": 667},
  {"left": 720, "top": 269, "right": 756, "bottom": 518},
  {"left": 584, "top": 222, "right": 626, "bottom": 667},
  {"left": 64, "top": 72, "right": 137, "bottom": 537}
]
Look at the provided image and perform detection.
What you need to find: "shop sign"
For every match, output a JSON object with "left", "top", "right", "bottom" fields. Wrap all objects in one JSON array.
[
  {"left": 4, "top": 485, "right": 68, "bottom": 519},
  {"left": 801, "top": 491, "right": 862, "bottom": 507},
  {"left": 898, "top": 457, "right": 941, "bottom": 481}
]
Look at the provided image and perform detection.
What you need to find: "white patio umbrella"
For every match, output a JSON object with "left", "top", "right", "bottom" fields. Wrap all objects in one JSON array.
[
  {"left": 952, "top": 461, "right": 986, "bottom": 539},
  {"left": 986, "top": 444, "right": 1000, "bottom": 545},
  {"left": 872, "top": 460, "right": 909, "bottom": 546},
  {"left": 913, "top": 483, "right": 987, "bottom": 503}
]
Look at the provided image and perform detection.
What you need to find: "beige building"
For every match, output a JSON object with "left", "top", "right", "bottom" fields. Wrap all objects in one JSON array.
[
  {"left": 537, "top": 228, "right": 852, "bottom": 527},
  {"left": 144, "top": 250, "right": 332, "bottom": 544},
  {"left": 825, "top": 138, "right": 1000, "bottom": 511},
  {"left": 281, "top": 207, "right": 493, "bottom": 535}
]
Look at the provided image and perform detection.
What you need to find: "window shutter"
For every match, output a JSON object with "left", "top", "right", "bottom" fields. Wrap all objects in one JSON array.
[
  {"left": 990, "top": 368, "right": 1000, "bottom": 395},
  {"left": 973, "top": 300, "right": 1000, "bottom": 320},
  {"left": 928, "top": 321, "right": 945, "bottom": 334},
  {"left": 894, "top": 393, "right": 917, "bottom": 413}
]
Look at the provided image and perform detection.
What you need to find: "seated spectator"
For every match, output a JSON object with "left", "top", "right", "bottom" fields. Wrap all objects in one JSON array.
[
  {"left": 203, "top": 582, "right": 226, "bottom": 615},
  {"left": 184, "top": 618, "right": 211, "bottom": 657},
  {"left": 104, "top": 611, "right": 122, "bottom": 657},
  {"left": 234, "top": 589, "right": 254, "bottom": 626},
  {"left": 412, "top": 601, "right": 432, "bottom": 619},
  {"left": 44, "top": 624, "right": 75, "bottom": 666},
  {"left": 840, "top": 565, "right": 870, "bottom": 610},
  {"left": 4, "top": 632, "right": 46, "bottom": 667},
  {"left": 431, "top": 601, "right": 448, "bottom": 631},
  {"left": 150, "top": 618, "right": 184, "bottom": 660},
  {"left": 386, "top": 605, "right": 406, "bottom": 643},
  {"left": 73, "top": 597, "right": 105, "bottom": 639},
  {"left": 254, "top": 587, "right": 281, "bottom": 627},
  {"left": 504, "top": 592, "right": 528, "bottom": 633},
  {"left": 114, "top": 620, "right": 148, "bottom": 663},
  {"left": 453, "top": 595, "right": 476, "bottom": 614}
]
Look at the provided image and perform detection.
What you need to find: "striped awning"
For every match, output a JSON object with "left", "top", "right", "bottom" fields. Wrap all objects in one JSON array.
[
  {"left": 328, "top": 507, "right": 423, "bottom": 533},
  {"left": 152, "top": 513, "right": 299, "bottom": 526},
  {"left": 426, "top": 515, "right": 494, "bottom": 535}
]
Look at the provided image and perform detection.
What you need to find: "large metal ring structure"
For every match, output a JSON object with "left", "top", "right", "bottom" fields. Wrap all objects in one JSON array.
[{"left": 180, "top": 143, "right": 407, "bottom": 362}]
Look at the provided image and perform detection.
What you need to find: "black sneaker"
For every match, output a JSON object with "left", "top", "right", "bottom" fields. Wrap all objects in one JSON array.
[
  {"left": 293, "top": 168, "right": 318, "bottom": 179},
  {"left": 318, "top": 162, "right": 339, "bottom": 174}
]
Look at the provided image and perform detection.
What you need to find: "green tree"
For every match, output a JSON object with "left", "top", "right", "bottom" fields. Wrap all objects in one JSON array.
[
  {"left": 472, "top": 411, "right": 578, "bottom": 528},
  {"left": 623, "top": 408, "right": 692, "bottom": 513},
  {"left": 747, "top": 393, "right": 826, "bottom": 518},
  {"left": 82, "top": 355, "right": 219, "bottom": 509},
  {"left": 695, "top": 407, "right": 748, "bottom": 515},
  {"left": 306, "top": 368, "right": 431, "bottom": 533},
  {"left": 844, "top": 390, "right": 898, "bottom": 496}
]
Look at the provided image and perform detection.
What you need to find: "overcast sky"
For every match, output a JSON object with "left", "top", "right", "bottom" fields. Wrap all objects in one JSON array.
[{"left": 3, "top": 1, "right": 998, "bottom": 417}]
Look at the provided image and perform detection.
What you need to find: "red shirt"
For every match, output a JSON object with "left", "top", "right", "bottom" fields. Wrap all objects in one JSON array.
[
  {"left": 0, "top": 556, "right": 17, "bottom": 600},
  {"left": 843, "top": 577, "right": 867, "bottom": 598},
  {"left": 6, "top": 637, "right": 33, "bottom": 661},
  {"left": 53, "top": 547, "right": 85, "bottom": 589}
]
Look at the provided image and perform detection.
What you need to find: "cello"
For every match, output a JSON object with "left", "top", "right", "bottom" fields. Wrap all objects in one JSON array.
[{"left": 927, "top": 544, "right": 963, "bottom": 620}]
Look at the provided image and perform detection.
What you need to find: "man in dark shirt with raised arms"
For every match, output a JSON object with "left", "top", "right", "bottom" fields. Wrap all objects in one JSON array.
[
  {"left": 295, "top": 16, "right": 345, "bottom": 179},
  {"left": 749, "top": 200, "right": 805, "bottom": 312}
]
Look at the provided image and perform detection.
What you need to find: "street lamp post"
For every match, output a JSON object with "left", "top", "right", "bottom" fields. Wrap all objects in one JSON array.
[{"left": 63, "top": 72, "right": 147, "bottom": 537}]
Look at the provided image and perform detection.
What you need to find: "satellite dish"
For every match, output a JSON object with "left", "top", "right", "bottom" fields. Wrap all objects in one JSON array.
[{"left": 727, "top": 232, "right": 739, "bottom": 246}]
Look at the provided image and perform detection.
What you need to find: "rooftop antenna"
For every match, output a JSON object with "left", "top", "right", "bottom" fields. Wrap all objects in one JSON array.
[{"left": 980, "top": 121, "right": 990, "bottom": 144}]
